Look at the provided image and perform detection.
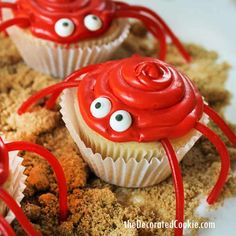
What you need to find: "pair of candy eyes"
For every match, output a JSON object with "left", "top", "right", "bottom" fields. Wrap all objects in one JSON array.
[
  {"left": 90, "top": 97, "right": 132, "bottom": 133},
  {"left": 55, "top": 15, "right": 102, "bottom": 38}
]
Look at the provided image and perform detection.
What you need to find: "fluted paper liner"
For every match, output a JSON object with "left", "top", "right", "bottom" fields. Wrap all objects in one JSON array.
[
  {"left": 0, "top": 146, "right": 27, "bottom": 224},
  {"left": 60, "top": 89, "right": 209, "bottom": 187},
  {"left": 3, "top": 9, "right": 130, "bottom": 78}
]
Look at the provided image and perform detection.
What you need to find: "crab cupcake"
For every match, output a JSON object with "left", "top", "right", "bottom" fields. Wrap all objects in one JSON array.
[
  {"left": 0, "top": 136, "right": 69, "bottom": 235},
  {"left": 0, "top": 0, "right": 191, "bottom": 78},
  {"left": 19, "top": 55, "right": 236, "bottom": 236}
]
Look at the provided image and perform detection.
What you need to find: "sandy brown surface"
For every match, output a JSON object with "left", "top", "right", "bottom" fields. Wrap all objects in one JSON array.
[{"left": 0, "top": 23, "right": 236, "bottom": 235}]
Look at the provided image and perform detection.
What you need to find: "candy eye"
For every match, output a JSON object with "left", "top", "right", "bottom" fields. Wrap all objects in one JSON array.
[
  {"left": 84, "top": 14, "right": 102, "bottom": 31},
  {"left": 54, "top": 18, "right": 75, "bottom": 37},
  {"left": 110, "top": 110, "right": 132, "bottom": 132},
  {"left": 90, "top": 97, "right": 111, "bottom": 118}
]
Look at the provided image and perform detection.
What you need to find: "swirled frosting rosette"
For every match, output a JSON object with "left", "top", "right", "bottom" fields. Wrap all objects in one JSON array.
[{"left": 59, "top": 56, "right": 208, "bottom": 187}]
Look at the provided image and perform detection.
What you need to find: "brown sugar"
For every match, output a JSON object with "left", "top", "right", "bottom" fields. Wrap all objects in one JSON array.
[{"left": 0, "top": 22, "right": 235, "bottom": 235}]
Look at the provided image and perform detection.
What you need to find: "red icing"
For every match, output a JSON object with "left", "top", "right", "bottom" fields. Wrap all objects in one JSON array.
[{"left": 78, "top": 56, "right": 204, "bottom": 142}]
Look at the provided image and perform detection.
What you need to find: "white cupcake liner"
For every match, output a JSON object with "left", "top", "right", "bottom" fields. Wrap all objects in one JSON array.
[
  {"left": 3, "top": 9, "right": 130, "bottom": 79},
  {"left": 60, "top": 89, "right": 209, "bottom": 188},
  {"left": 0, "top": 140, "right": 26, "bottom": 224}
]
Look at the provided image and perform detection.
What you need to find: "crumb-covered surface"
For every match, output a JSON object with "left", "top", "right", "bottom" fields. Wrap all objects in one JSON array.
[{"left": 0, "top": 23, "right": 236, "bottom": 236}]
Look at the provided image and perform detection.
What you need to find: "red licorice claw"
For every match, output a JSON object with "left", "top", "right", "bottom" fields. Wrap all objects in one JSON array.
[
  {"left": 5, "top": 141, "right": 69, "bottom": 222},
  {"left": 195, "top": 122, "right": 230, "bottom": 204},
  {"left": 0, "top": 188, "right": 42, "bottom": 236},
  {"left": 0, "top": 214, "right": 15, "bottom": 236},
  {"left": 161, "top": 139, "right": 184, "bottom": 236},
  {"left": 18, "top": 81, "right": 80, "bottom": 115},
  {"left": 204, "top": 104, "right": 236, "bottom": 147}
]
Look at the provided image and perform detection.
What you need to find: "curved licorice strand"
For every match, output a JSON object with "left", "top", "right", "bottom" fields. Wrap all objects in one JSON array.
[
  {"left": 161, "top": 139, "right": 184, "bottom": 236},
  {"left": 0, "top": 17, "right": 30, "bottom": 32},
  {"left": 204, "top": 104, "right": 236, "bottom": 147},
  {"left": 195, "top": 122, "right": 230, "bottom": 204},
  {"left": 46, "top": 64, "right": 101, "bottom": 109},
  {"left": 115, "top": 2, "right": 191, "bottom": 62},
  {"left": 0, "top": 2, "right": 17, "bottom": 9},
  {"left": 18, "top": 81, "right": 80, "bottom": 114},
  {"left": 115, "top": 9, "right": 167, "bottom": 60},
  {"left": 0, "top": 137, "right": 9, "bottom": 186},
  {"left": 0, "top": 188, "right": 41, "bottom": 236},
  {"left": 5, "top": 141, "right": 68, "bottom": 222},
  {"left": 0, "top": 214, "right": 15, "bottom": 236}
]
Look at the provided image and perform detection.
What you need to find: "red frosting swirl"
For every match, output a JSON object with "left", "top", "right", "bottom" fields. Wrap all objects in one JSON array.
[
  {"left": 12, "top": 0, "right": 115, "bottom": 43},
  {"left": 77, "top": 56, "right": 204, "bottom": 142}
]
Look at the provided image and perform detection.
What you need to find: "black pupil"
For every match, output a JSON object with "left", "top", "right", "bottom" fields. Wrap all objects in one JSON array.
[
  {"left": 95, "top": 102, "right": 101, "bottom": 109},
  {"left": 63, "top": 22, "right": 69, "bottom": 27},
  {"left": 115, "top": 114, "right": 123, "bottom": 122},
  {"left": 92, "top": 16, "right": 97, "bottom": 20}
]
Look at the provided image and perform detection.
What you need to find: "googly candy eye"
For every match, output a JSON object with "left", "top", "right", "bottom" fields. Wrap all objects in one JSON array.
[
  {"left": 84, "top": 14, "right": 103, "bottom": 31},
  {"left": 90, "top": 97, "right": 112, "bottom": 118},
  {"left": 110, "top": 110, "right": 132, "bottom": 132},
  {"left": 54, "top": 18, "right": 75, "bottom": 37}
]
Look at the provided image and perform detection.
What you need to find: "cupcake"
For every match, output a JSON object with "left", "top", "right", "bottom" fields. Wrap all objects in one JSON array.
[
  {"left": 19, "top": 55, "right": 236, "bottom": 236},
  {"left": 0, "top": 0, "right": 191, "bottom": 78},
  {"left": 0, "top": 136, "right": 69, "bottom": 235}
]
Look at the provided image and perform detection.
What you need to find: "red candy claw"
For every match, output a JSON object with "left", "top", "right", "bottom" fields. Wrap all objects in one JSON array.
[
  {"left": 5, "top": 141, "right": 69, "bottom": 221},
  {"left": 0, "top": 189, "right": 42, "bottom": 236},
  {"left": 161, "top": 139, "right": 184, "bottom": 236},
  {"left": 0, "top": 0, "right": 190, "bottom": 62},
  {"left": 0, "top": 214, "right": 15, "bottom": 236}
]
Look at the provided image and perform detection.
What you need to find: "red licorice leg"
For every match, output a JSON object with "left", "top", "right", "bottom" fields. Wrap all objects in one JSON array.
[
  {"left": 0, "top": 2, "right": 17, "bottom": 9},
  {"left": 204, "top": 104, "right": 236, "bottom": 147},
  {"left": 0, "top": 214, "right": 15, "bottom": 236},
  {"left": 115, "top": 10, "right": 167, "bottom": 60},
  {"left": 18, "top": 81, "right": 80, "bottom": 115},
  {"left": 118, "top": 5, "right": 191, "bottom": 63},
  {"left": 46, "top": 64, "right": 100, "bottom": 109},
  {"left": 161, "top": 139, "right": 184, "bottom": 236},
  {"left": 0, "top": 188, "right": 41, "bottom": 236},
  {"left": 195, "top": 122, "right": 230, "bottom": 204},
  {"left": 5, "top": 142, "right": 68, "bottom": 222},
  {"left": 0, "top": 137, "right": 9, "bottom": 186},
  {"left": 0, "top": 17, "right": 30, "bottom": 32}
]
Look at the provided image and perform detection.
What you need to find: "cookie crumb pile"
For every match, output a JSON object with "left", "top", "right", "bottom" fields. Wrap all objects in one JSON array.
[{"left": 0, "top": 23, "right": 235, "bottom": 235}]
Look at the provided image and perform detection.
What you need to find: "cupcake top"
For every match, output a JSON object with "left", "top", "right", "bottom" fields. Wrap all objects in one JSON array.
[{"left": 77, "top": 56, "right": 204, "bottom": 142}]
